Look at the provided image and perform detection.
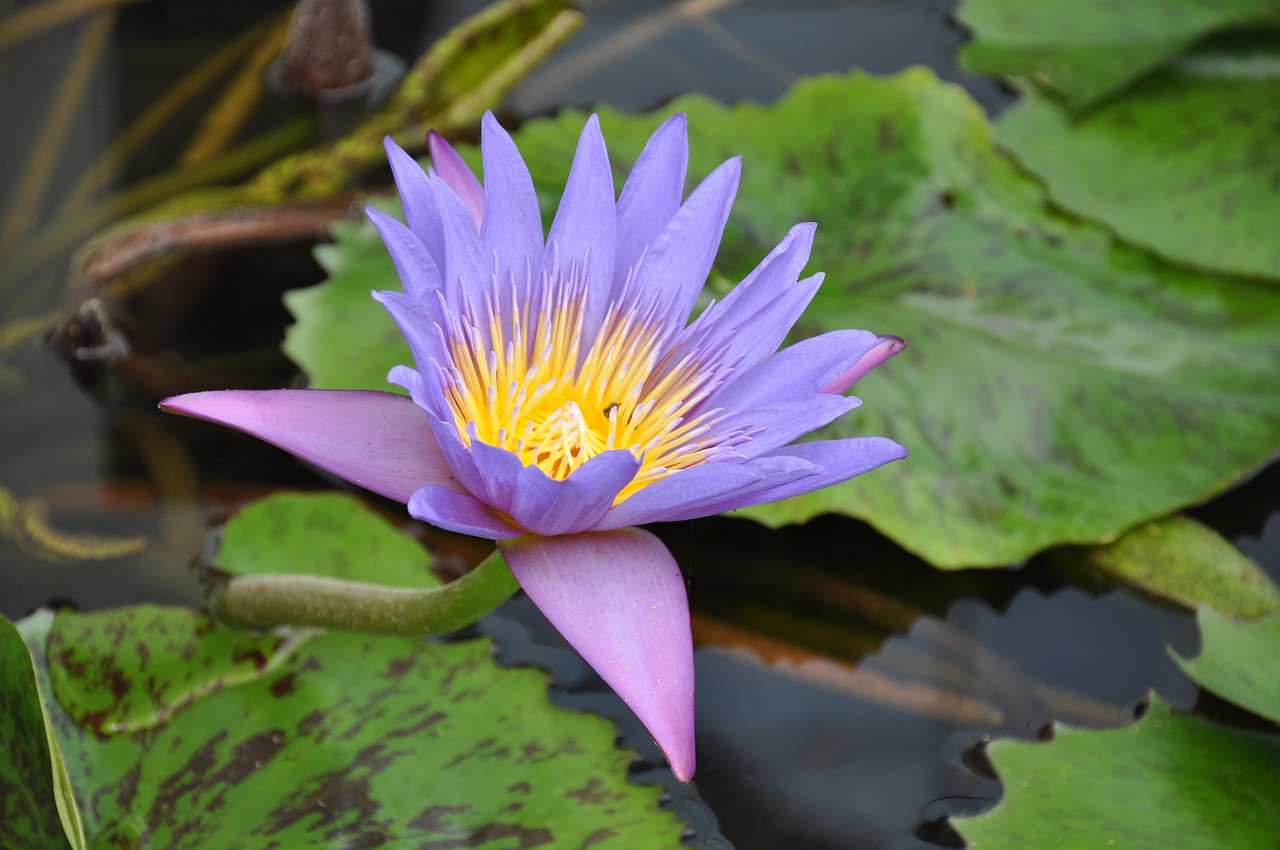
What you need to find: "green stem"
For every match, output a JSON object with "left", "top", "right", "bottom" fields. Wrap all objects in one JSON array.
[{"left": 209, "top": 548, "right": 520, "bottom": 635}]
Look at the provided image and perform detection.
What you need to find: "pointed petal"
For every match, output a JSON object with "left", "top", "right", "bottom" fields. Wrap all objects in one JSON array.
[
  {"left": 160, "top": 390, "right": 454, "bottom": 503},
  {"left": 821, "top": 335, "right": 907, "bottom": 394},
  {"left": 366, "top": 208, "right": 444, "bottom": 303},
  {"left": 373, "top": 289, "right": 446, "bottom": 370},
  {"left": 719, "top": 394, "right": 862, "bottom": 459},
  {"left": 479, "top": 112, "right": 543, "bottom": 290},
  {"left": 633, "top": 156, "right": 741, "bottom": 329},
  {"left": 409, "top": 485, "right": 523, "bottom": 539},
  {"left": 500, "top": 528, "right": 695, "bottom": 781},
  {"left": 431, "top": 172, "right": 488, "bottom": 305},
  {"left": 384, "top": 138, "right": 445, "bottom": 265},
  {"left": 543, "top": 115, "right": 616, "bottom": 338},
  {"left": 428, "top": 129, "right": 484, "bottom": 228},
  {"left": 595, "top": 455, "right": 820, "bottom": 529},
  {"left": 508, "top": 449, "right": 642, "bottom": 536},
  {"left": 614, "top": 113, "right": 688, "bottom": 288},
  {"left": 713, "top": 329, "right": 882, "bottom": 411},
  {"left": 741, "top": 437, "right": 908, "bottom": 506}
]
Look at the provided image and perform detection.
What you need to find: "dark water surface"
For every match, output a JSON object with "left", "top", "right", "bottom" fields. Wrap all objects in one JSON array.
[{"left": 1, "top": 3, "right": 1276, "bottom": 850}]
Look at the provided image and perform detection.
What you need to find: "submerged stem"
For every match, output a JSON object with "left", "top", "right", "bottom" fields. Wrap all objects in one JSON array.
[{"left": 209, "top": 547, "right": 520, "bottom": 636}]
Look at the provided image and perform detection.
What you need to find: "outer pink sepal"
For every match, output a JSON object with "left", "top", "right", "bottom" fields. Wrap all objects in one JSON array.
[
  {"left": 498, "top": 528, "right": 696, "bottom": 782},
  {"left": 821, "top": 335, "right": 906, "bottom": 394},
  {"left": 160, "top": 389, "right": 456, "bottom": 503}
]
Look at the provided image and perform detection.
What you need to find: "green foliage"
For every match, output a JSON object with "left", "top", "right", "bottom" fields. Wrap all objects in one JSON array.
[
  {"left": 1052, "top": 515, "right": 1280, "bottom": 620},
  {"left": 1177, "top": 608, "right": 1280, "bottom": 723},
  {"left": 960, "top": 697, "right": 1280, "bottom": 849},
  {"left": 216, "top": 491, "right": 437, "bottom": 588},
  {"left": 961, "top": 607, "right": 1280, "bottom": 847},
  {"left": 996, "top": 48, "right": 1280, "bottom": 281},
  {"left": 288, "top": 68, "right": 1280, "bottom": 567},
  {"left": 956, "top": 0, "right": 1280, "bottom": 107}
]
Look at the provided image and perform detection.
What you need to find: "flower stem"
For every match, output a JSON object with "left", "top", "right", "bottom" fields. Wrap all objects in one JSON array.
[{"left": 208, "top": 548, "right": 519, "bottom": 635}]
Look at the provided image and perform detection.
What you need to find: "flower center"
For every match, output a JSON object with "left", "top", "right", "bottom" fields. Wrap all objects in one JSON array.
[{"left": 442, "top": 273, "right": 728, "bottom": 502}]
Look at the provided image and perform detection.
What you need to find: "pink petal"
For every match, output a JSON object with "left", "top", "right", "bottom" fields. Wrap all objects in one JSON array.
[
  {"left": 160, "top": 389, "right": 455, "bottom": 503},
  {"left": 821, "top": 335, "right": 907, "bottom": 394},
  {"left": 428, "top": 129, "right": 484, "bottom": 229},
  {"left": 499, "top": 528, "right": 696, "bottom": 781}
]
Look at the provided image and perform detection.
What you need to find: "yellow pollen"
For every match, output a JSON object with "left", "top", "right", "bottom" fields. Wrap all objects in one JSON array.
[{"left": 444, "top": 292, "right": 717, "bottom": 503}]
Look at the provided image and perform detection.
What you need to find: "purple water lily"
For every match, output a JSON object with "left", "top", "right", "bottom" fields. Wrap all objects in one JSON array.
[{"left": 161, "top": 112, "right": 906, "bottom": 782}]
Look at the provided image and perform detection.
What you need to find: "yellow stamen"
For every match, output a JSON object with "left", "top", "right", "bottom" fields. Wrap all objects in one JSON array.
[{"left": 443, "top": 286, "right": 721, "bottom": 503}]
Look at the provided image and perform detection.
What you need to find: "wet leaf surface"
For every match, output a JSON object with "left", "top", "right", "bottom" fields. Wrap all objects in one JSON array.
[
  {"left": 1177, "top": 607, "right": 1280, "bottom": 723},
  {"left": 958, "top": 697, "right": 1280, "bottom": 849},
  {"left": 1051, "top": 515, "right": 1280, "bottom": 620},
  {"left": 288, "top": 69, "right": 1280, "bottom": 568},
  {"left": 956, "top": 0, "right": 1280, "bottom": 107},
  {"left": 996, "top": 48, "right": 1280, "bottom": 281}
]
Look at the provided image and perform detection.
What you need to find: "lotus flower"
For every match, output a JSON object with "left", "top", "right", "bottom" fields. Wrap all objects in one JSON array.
[{"left": 161, "top": 112, "right": 906, "bottom": 782}]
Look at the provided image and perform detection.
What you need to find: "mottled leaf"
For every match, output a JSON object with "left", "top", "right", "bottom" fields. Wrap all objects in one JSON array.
[
  {"left": 1177, "top": 607, "right": 1280, "bottom": 724},
  {"left": 0, "top": 614, "right": 77, "bottom": 850},
  {"left": 1052, "top": 515, "right": 1280, "bottom": 620},
  {"left": 47, "top": 606, "right": 314, "bottom": 735},
  {"left": 25, "top": 605, "right": 684, "bottom": 848},
  {"left": 286, "top": 69, "right": 1280, "bottom": 567},
  {"left": 997, "top": 48, "right": 1280, "bottom": 281},
  {"left": 216, "top": 491, "right": 438, "bottom": 588},
  {"left": 958, "top": 697, "right": 1280, "bottom": 848},
  {"left": 956, "top": 0, "right": 1280, "bottom": 107}
]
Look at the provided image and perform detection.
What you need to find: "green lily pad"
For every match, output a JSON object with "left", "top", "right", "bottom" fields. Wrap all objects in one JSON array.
[
  {"left": 216, "top": 491, "right": 438, "bottom": 588},
  {"left": 997, "top": 48, "right": 1280, "bottom": 281},
  {"left": 1177, "top": 607, "right": 1280, "bottom": 723},
  {"left": 1051, "top": 515, "right": 1280, "bottom": 620},
  {"left": 956, "top": 0, "right": 1280, "bottom": 107},
  {"left": 958, "top": 697, "right": 1280, "bottom": 848},
  {"left": 286, "top": 69, "right": 1280, "bottom": 568},
  {"left": 20, "top": 606, "right": 684, "bottom": 849},
  {"left": 0, "top": 614, "right": 78, "bottom": 850}
]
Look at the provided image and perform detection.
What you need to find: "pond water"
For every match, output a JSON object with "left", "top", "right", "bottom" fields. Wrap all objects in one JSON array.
[{"left": 1, "top": 2, "right": 1276, "bottom": 849}]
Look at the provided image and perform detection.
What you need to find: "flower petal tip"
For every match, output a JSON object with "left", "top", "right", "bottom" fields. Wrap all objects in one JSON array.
[{"left": 821, "top": 333, "right": 908, "bottom": 395}]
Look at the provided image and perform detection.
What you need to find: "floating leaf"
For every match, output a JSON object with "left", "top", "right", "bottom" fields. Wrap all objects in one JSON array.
[
  {"left": 1051, "top": 515, "right": 1280, "bottom": 620},
  {"left": 18, "top": 604, "right": 684, "bottom": 849},
  {"left": 956, "top": 0, "right": 1280, "bottom": 107},
  {"left": 0, "top": 614, "right": 77, "bottom": 850},
  {"left": 216, "top": 491, "right": 437, "bottom": 587},
  {"left": 996, "top": 49, "right": 1280, "bottom": 281},
  {"left": 286, "top": 69, "right": 1280, "bottom": 567},
  {"left": 958, "top": 697, "right": 1280, "bottom": 848},
  {"left": 1177, "top": 607, "right": 1280, "bottom": 723}
]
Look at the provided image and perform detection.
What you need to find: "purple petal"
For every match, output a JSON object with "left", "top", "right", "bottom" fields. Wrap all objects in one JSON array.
[
  {"left": 508, "top": 450, "right": 642, "bottom": 536},
  {"left": 478, "top": 112, "right": 543, "bottom": 291},
  {"left": 160, "top": 390, "right": 454, "bottom": 503},
  {"left": 741, "top": 437, "right": 908, "bottom": 506},
  {"left": 428, "top": 130, "right": 484, "bottom": 229},
  {"left": 632, "top": 156, "right": 741, "bottom": 329},
  {"left": 683, "top": 223, "right": 820, "bottom": 369},
  {"left": 499, "top": 528, "right": 695, "bottom": 781},
  {"left": 430, "top": 172, "right": 488, "bottom": 306},
  {"left": 614, "top": 113, "right": 688, "bottom": 289},
  {"left": 821, "top": 335, "right": 907, "bottom": 394},
  {"left": 543, "top": 115, "right": 616, "bottom": 339},
  {"left": 595, "top": 455, "right": 820, "bottom": 529},
  {"left": 383, "top": 138, "right": 445, "bottom": 266},
  {"left": 719, "top": 394, "right": 862, "bottom": 459},
  {"left": 408, "top": 485, "right": 523, "bottom": 539},
  {"left": 712, "top": 329, "right": 882, "bottom": 411},
  {"left": 372, "top": 289, "right": 446, "bottom": 371},
  {"left": 366, "top": 208, "right": 444, "bottom": 303},
  {"left": 466, "top": 437, "right": 525, "bottom": 515}
]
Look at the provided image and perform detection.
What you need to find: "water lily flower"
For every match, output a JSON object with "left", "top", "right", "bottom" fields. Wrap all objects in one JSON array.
[{"left": 161, "top": 112, "right": 906, "bottom": 782}]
